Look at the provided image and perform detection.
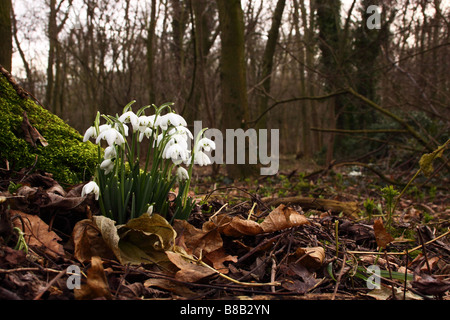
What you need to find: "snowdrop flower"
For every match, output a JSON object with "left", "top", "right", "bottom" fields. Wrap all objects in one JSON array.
[
  {"left": 139, "top": 127, "right": 154, "bottom": 142},
  {"left": 176, "top": 166, "right": 189, "bottom": 181},
  {"left": 104, "top": 145, "right": 116, "bottom": 159},
  {"left": 194, "top": 151, "right": 211, "bottom": 166},
  {"left": 156, "top": 113, "right": 187, "bottom": 131},
  {"left": 83, "top": 124, "right": 112, "bottom": 142},
  {"left": 168, "top": 134, "right": 189, "bottom": 150},
  {"left": 82, "top": 181, "right": 100, "bottom": 200},
  {"left": 168, "top": 126, "right": 193, "bottom": 141},
  {"left": 100, "top": 158, "right": 115, "bottom": 174},
  {"left": 196, "top": 137, "right": 216, "bottom": 152},
  {"left": 138, "top": 115, "right": 156, "bottom": 131},
  {"left": 119, "top": 111, "right": 140, "bottom": 132},
  {"left": 164, "top": 143, "right": 190, "bottom": 165},
  {"left": 96, "top": 127, "right": 126, "bottom": 146},
  {"left": 147, "top": 205, "right": 153, "bottom": 215},
  {"left": 83, "top": 126, "right": 97, "bottom": 142}
]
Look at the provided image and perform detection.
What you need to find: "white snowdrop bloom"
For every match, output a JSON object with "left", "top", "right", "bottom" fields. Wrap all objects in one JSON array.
[
  {"left": 104, "top": 145, "right": 116, "bottom": 159},
  {"left": 139, "top": 127, "right": 154, "bottom": 142},
  {"left": 162, "top": 135, "right": 189, "bottom": 159},
  {"left": 196, "top": 137, "right": 216, "bottom": 152},
  {"left": 164, "top": 143, "right": 190, "bottom": 165},
  {"left": 176, "top": 166, "right": 189, "bottom": 181},
  {"left": 138, "top": 115, "right": 156, "bottom": 131},
  {"left": 168, "top": 126, "right": 193, "bottom": 141},
  {"left": 119, "top": 111, "right": 140, "bottom": 132},
  {"left": 194, "top": 151, "right": 211, "bottom": 166},
  {"left": 100, "top": 158, "right": 115, "bottom": 174},
  {"left": 147, "top": 205, "right": 154, "bottom": 215},
  {"left": 83, "top": 124, "right": 111, "bottom": 142},
  {"left": 156, "top": 113, "right": 187, "bottom": 131},
  {"left": 83, "top": 126, "right": 96, "bottom": 142},
  {"left": 81, "top": 181, "right": 100, "bottom": 200},
  {"left": 99, "top": 124, "right": 112, "bottom": 132},
  {"left": 96, "top": 127, "right": 126, "bottom": 146}
]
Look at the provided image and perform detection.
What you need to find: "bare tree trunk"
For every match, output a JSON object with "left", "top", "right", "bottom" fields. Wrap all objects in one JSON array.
[
  {"left": 190, "top": 0, "right": 216, "bottom": 128},
  {"left": 216, "top": 0, "right": 254, "bottom": 179},
  {"left": 316, "top": 0, "right": 342, "bottom": 165},
  {"left": 45, "top": 0, "right": 71, "bottom": 113},
  {"left": 147, "top": 0, "right": 157, "bottom": 104},
  {"left": 256, "top": 0, "right": 286, "bottom": 130},
  {"left": 0, "top": 0, "right": 12, "bottom": 72}
]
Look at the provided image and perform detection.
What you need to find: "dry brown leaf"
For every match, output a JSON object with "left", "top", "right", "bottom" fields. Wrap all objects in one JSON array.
[
  {"left": 166, "top": 251, "right": 216, "bottom": 282},
  {"left": 260, "top": 204, "right": 309, "bottom": 233},
  {"left": 0, "top": 246, "right": 27, "bottom": 267},
  {"left": 294, "top": 246, "right": 325, "bottom": 269},
  {"left": 212, "top": 204, "right": 309, "bottom": 237},
  {"left": 74, "top": 256, "right": 112, "bottom": 300},
  {"left": 412, "top": 274, "right": 450, "bottom": 296},
  {"left": 173, "top": 220, "right": 223, "bottom": 257},
  {"left": 173, "top": 220, "right": 237, "bottom": 274},
  {"left": 144, "top": 278, "right": 197, "bottom": 297},
  {"left": 21, "top": 111, "right": 48, "bottom": 147},
  {"left": 213, "top": 215, "right": 263, "bottom": 237},
  {"left": 72, "top": 219, "right": 117, "bottom": 263},
  {"left": 11, "top": 209, "right": 64, "bottom": 258},
  {"left": 373, "top": 217, "right": 394, "bottom": 249},
  {"left": 204, "top": 247, "right": 238, "bottom": 274}
]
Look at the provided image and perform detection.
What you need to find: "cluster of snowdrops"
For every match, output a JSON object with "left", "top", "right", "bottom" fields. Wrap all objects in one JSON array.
[{"left": 81, "top": 101, "right": 215, "bottom": 224}]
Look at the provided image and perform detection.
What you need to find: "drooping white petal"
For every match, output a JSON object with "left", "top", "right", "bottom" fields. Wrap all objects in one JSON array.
[
  {"left": 81, "top": 181, "right": 100, "bottom": 200},
  {"left": 194, "top": 151, "right": 211, "bottom": 166},
  {"left": 196, "top": 137, "right": 216, "bottom": 152},
  {"left": 100, "top": 158, "right": 114, "bottom": 174},
  {"left": 83, "top": 126, "right": 96, "bottom": 142},
  {"left": 164, "top": 143, "right": 190, "bottom": 164},
  {"left": 96, "top": 128, "right": 125, "bottom": 146},
  {"left": 139, "top": 127, "right": 153, "bottom": 142},
  {"left": 119, "top": 111, "right": 140, "bottom": 132},
  {"left": 168, "top": 126, "right": 193, "bottom": 140},
  {"left": 156, "top": 113, "right": 187, "bottom": 131},
  {"left": 176, "top": 166, "right": 189, "bottom": 181},
  {"left": 104, "top": 145, "right": 116, "bottom": 159}
]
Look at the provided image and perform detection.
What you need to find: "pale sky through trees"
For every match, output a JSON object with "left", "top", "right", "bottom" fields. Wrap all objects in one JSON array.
[{"left": 11, "top": 0, "right": 366, "bottom": 76}]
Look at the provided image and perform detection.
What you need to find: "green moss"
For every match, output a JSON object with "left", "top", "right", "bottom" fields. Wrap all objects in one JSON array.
[{"left": 0, "top": 72, "right": 98, "bottom": 185}]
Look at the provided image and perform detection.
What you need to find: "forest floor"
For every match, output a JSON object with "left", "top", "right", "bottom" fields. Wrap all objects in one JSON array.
[{"left": 0, "top": 155, "right": 449, "bottom": 304}]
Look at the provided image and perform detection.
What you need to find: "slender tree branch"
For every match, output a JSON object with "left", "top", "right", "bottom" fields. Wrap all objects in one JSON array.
[{"left": 248, "top": 89, "right": 348, "bottom": 127}]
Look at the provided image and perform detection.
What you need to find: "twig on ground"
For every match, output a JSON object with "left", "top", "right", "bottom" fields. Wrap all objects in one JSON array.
[{"left": 332, "top": 254, "right": 347, "bottom": 300}]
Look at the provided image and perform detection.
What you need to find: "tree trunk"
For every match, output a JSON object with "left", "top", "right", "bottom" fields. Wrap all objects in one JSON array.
[
  {"left": 45, "top": 0, "right": 57, "bottom": 111},
  {"left": 316, "top": 0, "right": 342, "bottom": 165},
  {"left": 0, "top": 0, "right": 12, "bottom": 72},
  {"left": 147, "top": 0, "right": 157, "bottom": 103},
  {"left": 216, "top": 0, "right": 255, "bottom": 179},
  {"left": 256, "top": 0, "right": 286, "bottom": 130}
]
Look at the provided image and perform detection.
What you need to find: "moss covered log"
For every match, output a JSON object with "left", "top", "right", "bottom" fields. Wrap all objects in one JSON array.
[{"left": 0, "top": 66, "right": 98, "bottom": 184}]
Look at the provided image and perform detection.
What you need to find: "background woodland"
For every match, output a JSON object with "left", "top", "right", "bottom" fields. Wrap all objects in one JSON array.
[{"left": 1, "top": 0, "right": 449, "bottom": 179}]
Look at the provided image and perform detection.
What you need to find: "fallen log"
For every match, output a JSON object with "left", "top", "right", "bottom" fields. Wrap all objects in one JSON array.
[{"left": 262, "top": 196, "right": 359, "bottom": 219}]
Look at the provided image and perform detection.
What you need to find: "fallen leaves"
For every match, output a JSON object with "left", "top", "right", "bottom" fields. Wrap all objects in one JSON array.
[
  {"left": 11, "top": 210, "right": 64, "bottom": 258},
  {"left": 212, "top": 204, "right": 309, "bottom": 237},
  {"left": 1, "top": 170, "right": 448, "bottom": 301},
  {"left": 74, "top": 256, "right": 112, "bottom": 300},
  {"left": 293, "top": 247, "right": 325, "bottom": 270},
  {"left": 69, "top": 203, "right": 316, "bottom": 290},
  {"left": 373, "top": 217, "right": 394, "bottom": 249},
  {"left": 72, "top": 218, "right": 117, "bottom": 263}
]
